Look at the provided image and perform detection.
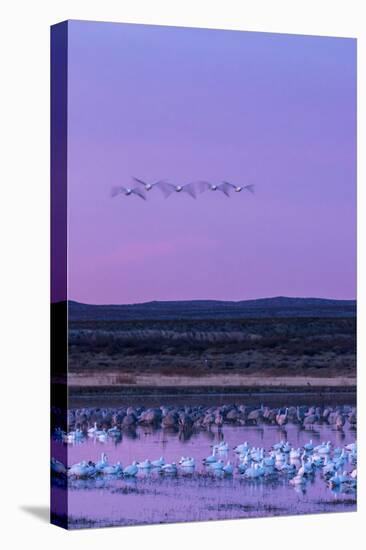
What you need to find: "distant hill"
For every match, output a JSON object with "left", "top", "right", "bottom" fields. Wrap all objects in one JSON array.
[{"left": 68, "top": 296, "right": 356, "bottom": 321}]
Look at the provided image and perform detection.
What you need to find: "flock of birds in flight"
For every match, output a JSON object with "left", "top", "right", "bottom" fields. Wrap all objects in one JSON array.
[{"left": 111, "top": 177, "right": 255, "bottom": 200}]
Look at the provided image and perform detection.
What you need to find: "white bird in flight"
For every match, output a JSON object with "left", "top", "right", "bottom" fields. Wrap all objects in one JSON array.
[
  {"left": 222, "top": 181, "right": 255, "bottom": 193},
  {"left": 110, "top": 185, "right": 146, "bottom": 200},
  {"left": 157, "top": 181, "right": 197, "bottom": 198},
  {"left": 196, "top": 180, "right": 233, "bottom": 197},
  {"left": 132, "top": 177, "right": 167, "bottom": 192}
]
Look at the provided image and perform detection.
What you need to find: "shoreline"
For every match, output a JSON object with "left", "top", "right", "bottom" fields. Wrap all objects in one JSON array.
[
  {"left": 66, "top": 373, "right": 356, "bottom": 391},
  {"left": 65, "top": 384, "right": 356, "bottom": 407},
  {"left": 58, "top": 374, "right": 357, "bottom": 407},
  {"left": 68, "top": 385, "right": 356, "bottom": 397}
]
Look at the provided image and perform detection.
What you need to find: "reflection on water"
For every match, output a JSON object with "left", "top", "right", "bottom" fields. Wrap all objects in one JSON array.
[
  {"left": 52, "top": 420, "right": 356, "bottom": 528},
  {"left": 69, "top": 392, "right": 356, "bottom": 409}
]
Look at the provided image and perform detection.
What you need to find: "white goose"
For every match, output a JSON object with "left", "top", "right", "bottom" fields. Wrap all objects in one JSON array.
[
  {"left": 151, "top": 457, "right": 165, "bottom": 468},
  {"left": 87, "top": 422, "right": 98, "bottom": 437},
  {"left": 95, "top": 452, "right": 109, "bottom": 473},
  {"left": 223, "top": 461, "right": 234, "bottom": 475},
  {"left": 161, "top": 462, "right": 178, "bottom": 475},
  {"left": 137, "top": 459, "right": 152, "bottom": 469},
  {"left": 179, "top": 457, "right": 195, "bottom": 468},
  {"left": 102, "top": 462, "right": 123, "bottom": 475},
  {"left": 234, "top": 442, "right": 249, "bottom": 454},
  {"left": 123, "top": 461, "right": 138, "bottom": 477}
]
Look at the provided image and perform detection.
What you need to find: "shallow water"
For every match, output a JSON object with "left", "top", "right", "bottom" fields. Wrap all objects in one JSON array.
[
  {"left": 52, "top": 420, "right": 357, "bottom": 528},
  {"left": 69, "top": 391, "right": 356, "bottom": 409}
]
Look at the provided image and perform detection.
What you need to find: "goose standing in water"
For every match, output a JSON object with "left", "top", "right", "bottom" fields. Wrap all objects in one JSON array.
[
  {"left": 215, "top": 441, "right": 229, "bottom": 453},
  {"left": 51, "top": 458, "right": 67, "bottom": 476},
  {"left": 137, "top": 459, "right": 152, "bottom": 470},
  {"left": 107, "top": 426, "right": 121, "bottom": 438},
  {"left": 63, "top": 428, "right": 84, "bottom": 443},
  {"left": 290, "top": 471, "right": 306, "bottom": 486},
  {"left": 297, "top": 454, "right": 314, "bottom": 477},
  {"left": 161, "top": 462, "right": 178, "bottom": 475},
  {"left": 68, "top": 460, "right": 96, "bottom": 478},
  {"left": 179, "top": 457, "right": 195, "bottom": 468},
  {"left": 209, "top": 459, "right": 225, "bottom": 471},
  {"left": 203, "top": 449, "right": 218, "bottom": 465},
  {"left": 304, "top": 439, "right": 314, "bottom": 452},
  {"left": 123, "top": 461, "right": 138, "bottom": 477},
  {"left": 151, "top": 457, "right": 165, "bottom": 468},
  {"left": 95, "top": 452, "right": 109, "bottom": 473},
  {"left": 234, "top": 442, "right": 249, "bottom": 454},
  {"left": 223, "top": 461, "right": 234, "bottom": 475},
  {"left": 87, "top": 422, "right": 98, "bottom": 437},
  {"left": 328, "top": 471, "right": 349, "bottom": 487},
  {"left": 289, "top": 448, "right": 301, "bottom": 461},
  {"left": 345, "top": 442, "right": 357, "bottom": 453},
  {"left": 179, "top": 458, "right": 195, "bottom": 475},
  {"left": 273, "top": 440, "right": 286, "bottom": 452},
  {"left": 102, "top": 462, "right": 123, "bottom": 476},
  {"left": 97, "top": 429, "right": 108, "bottom": 442}
]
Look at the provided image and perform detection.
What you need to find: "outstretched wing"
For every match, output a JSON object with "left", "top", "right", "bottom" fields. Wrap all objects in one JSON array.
[
  {"left": 111, "top": 186, "right": 126, "bottom": 197},
  {"left": 155, "top": 181, "right": 176, "bottom": 198},
  {"left": 244, "top": 184, "right": 255, "bottom": 194},
  {"left": 217, "top": 182, "right": 232, "bottom": 197},
  {"left": 195, "top": 180, "right": 211, "bottom": 193},
  {"left": 222, "top": 180, "right": 236, "bottom": 190},
  {"left": 182, "top": 182, "right": 197, "bottom": 198},
  {"left": 132, "top": 177, "right": 148, "bottom": 188},
  {"left": 131, "top": 187, "right": 147, "bottom": 200}
]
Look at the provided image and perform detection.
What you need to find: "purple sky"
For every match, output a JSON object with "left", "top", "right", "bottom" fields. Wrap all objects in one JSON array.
[{"left": 67, "top": 21, "right": 356, "bottom": 304}]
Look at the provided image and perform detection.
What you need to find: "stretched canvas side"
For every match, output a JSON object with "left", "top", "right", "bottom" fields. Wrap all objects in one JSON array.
[{"left": 50, "top": 20, "right": 69, "bottom": 529}]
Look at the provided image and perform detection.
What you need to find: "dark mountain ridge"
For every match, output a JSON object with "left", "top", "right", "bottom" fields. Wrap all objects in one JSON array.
[{"left": 68, "top": 296, "right": 356, "bottom": 321}]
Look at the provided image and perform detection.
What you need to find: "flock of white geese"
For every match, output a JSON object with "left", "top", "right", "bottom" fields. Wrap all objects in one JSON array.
[
  {"left": 51, "top": 438, "right": 357, "bottom": 493},
  {"left": 111, "top": 177, "right": 255, "bottom": 200}
]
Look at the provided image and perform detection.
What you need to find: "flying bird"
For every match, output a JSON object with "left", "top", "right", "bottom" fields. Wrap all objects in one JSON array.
[
  {"left": 196, "top": 180, "right": 232, "bottom": 197},
  {"left": 157, "top": 181, "right": 197, "bottom": 198},
  {"left": 110, "top": 186, "right": 146, "bottom": 200},
  {"left": 222, "top": 181, "right": 255, "bottom": 193},
  {"left": 132, "top": 177, "right": 167, "bottom": 192}
]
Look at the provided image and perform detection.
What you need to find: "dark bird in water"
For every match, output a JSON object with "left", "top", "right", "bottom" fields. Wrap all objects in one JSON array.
[
  {"left": 196, "top": 180, "right": 232, "bottom": 196},
  {"left": 157, "top": 181, "right": 197, "bottom": 198},
  {"left": 276, "top": 408, "right": 289, "bottom": 428},
  {"left": 223, "top": 181, "right": 255, "bottom": 194},
  {"left": 110, "top": 185, "right": 146, "bottom": 200}
]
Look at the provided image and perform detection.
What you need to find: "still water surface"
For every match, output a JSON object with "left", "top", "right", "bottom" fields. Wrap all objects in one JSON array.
[{"left": 53, "top": 419, "right": 356, "bottom": 528}]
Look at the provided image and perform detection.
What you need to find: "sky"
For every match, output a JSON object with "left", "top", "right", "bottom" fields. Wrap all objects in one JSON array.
[{"left": 66, "top": 20, "right": 356, "bottom": 304}]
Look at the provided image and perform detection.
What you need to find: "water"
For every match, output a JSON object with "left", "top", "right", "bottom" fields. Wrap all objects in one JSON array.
[
  {"left": 52, "top": 419, "right": 357, "bottom": 528},
  {"left": 69, "top": 391, "right": 356, "bottom": 409}
]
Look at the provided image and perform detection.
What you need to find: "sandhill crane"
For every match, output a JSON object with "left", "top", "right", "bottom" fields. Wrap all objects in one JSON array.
[{"left": 276, "top": 408, "right": 289, "bottom": 428}]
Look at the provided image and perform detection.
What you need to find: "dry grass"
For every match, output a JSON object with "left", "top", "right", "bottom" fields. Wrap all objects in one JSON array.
[{"left": 67, "top": 317, "right": 356, "bottom": 384}]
